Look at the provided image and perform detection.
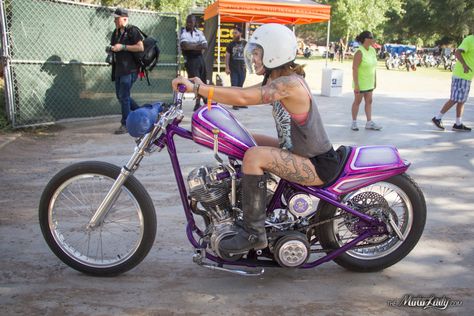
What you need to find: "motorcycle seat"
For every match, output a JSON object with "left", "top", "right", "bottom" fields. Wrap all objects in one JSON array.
[{"left": 320, "top": 145, "right": 352, "bottom": 188}]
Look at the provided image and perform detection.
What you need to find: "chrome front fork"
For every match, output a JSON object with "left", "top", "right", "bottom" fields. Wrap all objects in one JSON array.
[{"left": 86, "top": 131, "right": 156, "bottom": 229}]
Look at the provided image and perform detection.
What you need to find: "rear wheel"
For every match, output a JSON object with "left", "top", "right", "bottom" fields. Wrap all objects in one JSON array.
[
  {"left": 39, "top": 161, "right": 157, "bottom": 276},
  {"left": 317, "top": 173, "right": 426, "bottom": 272}
]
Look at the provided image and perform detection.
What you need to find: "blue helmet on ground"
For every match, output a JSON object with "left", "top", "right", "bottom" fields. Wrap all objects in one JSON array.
[{"left": 126, "top": 102, "right": 163, "bottom": 137}]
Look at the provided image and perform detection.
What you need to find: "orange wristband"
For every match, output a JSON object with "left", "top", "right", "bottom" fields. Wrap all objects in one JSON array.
[{"left": 207, "top": 86, "right": 214, "bottom": 111}]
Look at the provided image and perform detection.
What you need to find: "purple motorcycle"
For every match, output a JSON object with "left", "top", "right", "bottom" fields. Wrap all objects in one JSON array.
[{"left": 39, "top": 86, "right": 426, "bottom": 276}]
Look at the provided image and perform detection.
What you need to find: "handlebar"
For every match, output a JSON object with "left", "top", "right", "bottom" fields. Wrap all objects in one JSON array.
[
  {"left": 178, "top": 84, "right": 187, "bottom": 93},
  {"left": 173, "top": 84, "right": 187, "bottom": 107}
]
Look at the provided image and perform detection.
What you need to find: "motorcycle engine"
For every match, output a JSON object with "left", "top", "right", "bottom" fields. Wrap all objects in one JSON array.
[
  {"left": 187, "top": 165, "right": 240, "bottom": 259},
  {"left": 187, "top": 165, "right": 233, "bottom": 218}
]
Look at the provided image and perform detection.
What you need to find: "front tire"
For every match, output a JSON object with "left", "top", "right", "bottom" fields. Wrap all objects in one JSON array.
[
  {"left": 39, "top": 161, "right": 157, "bottom": 276},
  {"left": 317, "top": 173, "right": 426, "bottom": 272}
]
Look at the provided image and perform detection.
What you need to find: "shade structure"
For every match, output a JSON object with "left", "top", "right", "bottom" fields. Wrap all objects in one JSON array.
[
  {"left": 202, "top": 0, "right": 332, "bottom": 80},
  {"left": 204, "top": 0, "right": 331, "bottom": 25}
]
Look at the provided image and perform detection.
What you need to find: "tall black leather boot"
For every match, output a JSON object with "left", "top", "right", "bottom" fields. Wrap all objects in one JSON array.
[{"left": 219, "top": 174, "right": 268, "bottom": 254}]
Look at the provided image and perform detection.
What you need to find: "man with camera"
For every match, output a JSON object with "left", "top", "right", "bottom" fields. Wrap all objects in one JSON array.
[{"left": 108, "top": 8, "right": 144, "bottom": 134}]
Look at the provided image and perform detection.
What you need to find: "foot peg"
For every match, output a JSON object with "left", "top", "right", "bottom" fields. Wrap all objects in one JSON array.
[{"left": 193, "top": 248, "right": 265, "bottom": 277}]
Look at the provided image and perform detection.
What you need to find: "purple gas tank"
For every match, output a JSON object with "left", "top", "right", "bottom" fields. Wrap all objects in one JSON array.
[{"left": 191, "top": 104, "right": 257, "bottom": 160}]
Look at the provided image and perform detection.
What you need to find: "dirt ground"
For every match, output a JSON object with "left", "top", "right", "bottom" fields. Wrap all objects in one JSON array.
[{"left": 1, "top": 60, "right": 473, "bottom": 315}]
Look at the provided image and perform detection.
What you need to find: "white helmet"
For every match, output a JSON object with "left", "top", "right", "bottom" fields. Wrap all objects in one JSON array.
[{"left": 244, "top": 23, "right": 297, "bottom": 73}]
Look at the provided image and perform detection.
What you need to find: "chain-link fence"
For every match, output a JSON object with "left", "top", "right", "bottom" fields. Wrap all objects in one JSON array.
[{"left": 1, "top": 0, "right": 179, "bottom": 127}]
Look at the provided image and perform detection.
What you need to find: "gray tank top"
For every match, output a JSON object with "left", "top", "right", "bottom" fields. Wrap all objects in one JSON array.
[{"left": 272, "top": 76, "right": 332, "bottom": 157}]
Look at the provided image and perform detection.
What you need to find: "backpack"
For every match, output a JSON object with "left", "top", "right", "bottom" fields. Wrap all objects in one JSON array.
[{"left": 133, "top": 27, "right": 160, "bottom": 85}]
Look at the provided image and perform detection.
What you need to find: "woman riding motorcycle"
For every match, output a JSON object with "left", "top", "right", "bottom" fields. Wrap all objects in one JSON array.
[{"left": 172, "top": 24, "right": 339, "bottom": 255}]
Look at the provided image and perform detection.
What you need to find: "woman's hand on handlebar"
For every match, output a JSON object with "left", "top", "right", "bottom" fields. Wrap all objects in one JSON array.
[
  {"left": 172, "top": 76, "right": 193, "bottom": 93},
  {"left": 172, "top": 76, "right": 204, "bottom": 93}
]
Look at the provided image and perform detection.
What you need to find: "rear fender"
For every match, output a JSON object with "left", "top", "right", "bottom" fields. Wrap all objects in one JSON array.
[{"left": 327, "top": 146, "right": 409, "bottom": 195}]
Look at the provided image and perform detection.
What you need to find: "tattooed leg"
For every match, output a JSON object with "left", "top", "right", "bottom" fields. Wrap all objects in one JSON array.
[
  {"left": 242, "top": 146, "right": 324, "bottom": 186},
  {"left": 251, "top": 133, "right": 279, "bottom": 147}
]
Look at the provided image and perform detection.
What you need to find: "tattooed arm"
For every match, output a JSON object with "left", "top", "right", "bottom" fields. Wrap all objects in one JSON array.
[
  {"left": 172, "top": 75, "right": 304, "bottom": 107},
  {"left": 260, "top": 75, "right": 300, "bottom": 104}
]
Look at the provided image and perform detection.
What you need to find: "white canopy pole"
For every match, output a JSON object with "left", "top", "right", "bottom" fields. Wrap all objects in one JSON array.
[
  {"left": 217, "top": 14, "right": 221, "bottom": 74},
  {"left": 245, "top": 22, "right": 250, "bottom": 41},
  {"left": 325, "top": 19, "right": 330, "bottom": 68}
]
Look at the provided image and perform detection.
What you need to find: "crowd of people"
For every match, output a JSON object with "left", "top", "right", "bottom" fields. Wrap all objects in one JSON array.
[{"left": 107, "top": 9, "right": 472, "bottom": 135}]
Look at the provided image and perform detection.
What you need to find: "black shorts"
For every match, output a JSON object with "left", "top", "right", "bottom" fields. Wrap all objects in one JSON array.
[
  {"left": 309, "top": 147, "right": 340, "bottom": 184},
  {"left": 359, "top": 89, "right": 374, "bottom": 93}
]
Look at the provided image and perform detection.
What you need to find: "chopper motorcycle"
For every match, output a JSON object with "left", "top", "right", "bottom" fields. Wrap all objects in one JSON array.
[{"left": 39, "top": 85, "right": 426, "bottom": 276}]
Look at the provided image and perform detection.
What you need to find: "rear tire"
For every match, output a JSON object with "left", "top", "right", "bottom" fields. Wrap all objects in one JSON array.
[
  {"left": 317, "top": 173, "right": 426, "bottom": 272},
  {"left": 39, "top": 161, "right": 157, "bottom": 276}
]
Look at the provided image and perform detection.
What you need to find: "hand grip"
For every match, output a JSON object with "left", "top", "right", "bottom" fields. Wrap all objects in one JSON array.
[{"left": 178, "top": 84, "right": 187, "bottom": 93}]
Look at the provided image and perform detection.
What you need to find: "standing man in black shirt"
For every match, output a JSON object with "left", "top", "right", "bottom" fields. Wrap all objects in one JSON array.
[
  {"left": 225, "top": 26, "right": 247, "bottom": 110},
  {"left": 109, "top": 8, "right": 144, "bottom": 134},
  {"left": 180, "top": 15, "right": 208, "bottom": 111}
]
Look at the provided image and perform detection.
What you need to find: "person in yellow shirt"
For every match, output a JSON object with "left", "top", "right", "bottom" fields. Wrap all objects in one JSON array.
[
  {"left": 432, "top": 33, "right": 474, "bottom": 132},
  {"left": 351, "top": 31, "right": 382, "bottom": 131}
]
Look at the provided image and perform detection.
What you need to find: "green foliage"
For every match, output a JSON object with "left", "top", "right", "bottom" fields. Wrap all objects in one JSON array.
[
  {"left": 99, "top": 0, "right": 153, "bottom": 10},
  {"left": 384, "top": 0, "right": 474, "bottom": 46},
  {"left": 80, "top": 1, "right": 197, "bottom": 27},
  {"left": 152, "top": 0, "right": 194, "bottom": 22},
  {"left": 97, "top": 0, "right": 193, "bottom": 24},
  {"left": 327, "top": 0, "right": 404, "bottom": 42},
  {"left": 297, "top": 0, "right": 473, "bottom": 48},
  {"left": 296, "top": 0, "right": 404, "bottom": 46},
  {"left": 295, "top": 23, "right": 328, "bottom": 45}
]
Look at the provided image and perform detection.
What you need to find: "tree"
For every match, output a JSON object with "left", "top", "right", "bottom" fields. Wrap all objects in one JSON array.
[
  {"left": 328, "top": 0, "right": 404, "bottom": 44},
  {"left": 96, "top": 0, "right": 194, "bottom": 20},
  {"left": 385, "top": 0, "right": 474, "bottom": 46},
  {"left": 296, "top": 1, "right": 404, "bottom": 48},
  {"left": 295, "top": 23, "right": 328, "bottom": 46},
  {"left": 98, "top": 1, "right": 151, "bottom": 10},
  {"left": 151, "top": 0, "right": 194, "bottom": 20}
]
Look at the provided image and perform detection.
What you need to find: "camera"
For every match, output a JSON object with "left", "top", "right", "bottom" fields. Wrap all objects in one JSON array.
[{"left": 105, "top": 46, "right": 113, "bottom": 65}]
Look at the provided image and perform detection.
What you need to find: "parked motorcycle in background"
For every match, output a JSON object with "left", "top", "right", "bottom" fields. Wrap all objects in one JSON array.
[
  {"left": 423, "top": 54, "right": 440, "bottom": 68},
  {"left": 385, "top": 53, "right": 400, "bottom": 70},
  {"left": 443, "top": 53, "right": 456, "bottom": 72},
  {"left": 405, "top": 53, "right": 417, "bottom": 72}
]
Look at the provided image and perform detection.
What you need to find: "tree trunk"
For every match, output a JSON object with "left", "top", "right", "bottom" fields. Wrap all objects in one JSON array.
[{"left": 345, "top": 31, "right": 350, "bottom": 52}]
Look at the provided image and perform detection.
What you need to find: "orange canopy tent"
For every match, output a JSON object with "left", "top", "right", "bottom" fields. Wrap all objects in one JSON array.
[
  {"left": 204, "top": 0, "right": 331, "bottom": 25},
  {"left": 203, "top": 0, "right": 332, "bottom": 71}
]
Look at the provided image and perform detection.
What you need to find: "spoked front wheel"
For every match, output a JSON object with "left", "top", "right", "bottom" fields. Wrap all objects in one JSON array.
[
  {"left": 39, "top": 161, "right": 157, "bottom": 276},
  {"left": 317, "top": 173, "right": 426, "bottom": 272}
]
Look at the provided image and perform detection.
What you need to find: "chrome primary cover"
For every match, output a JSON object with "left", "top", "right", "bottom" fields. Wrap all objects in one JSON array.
[
  {"left": 277, "top": 240, "right": 308, "bottom": 267},
  {"left": 274, "top": 233, "right": 310, "bottom": 268}
]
